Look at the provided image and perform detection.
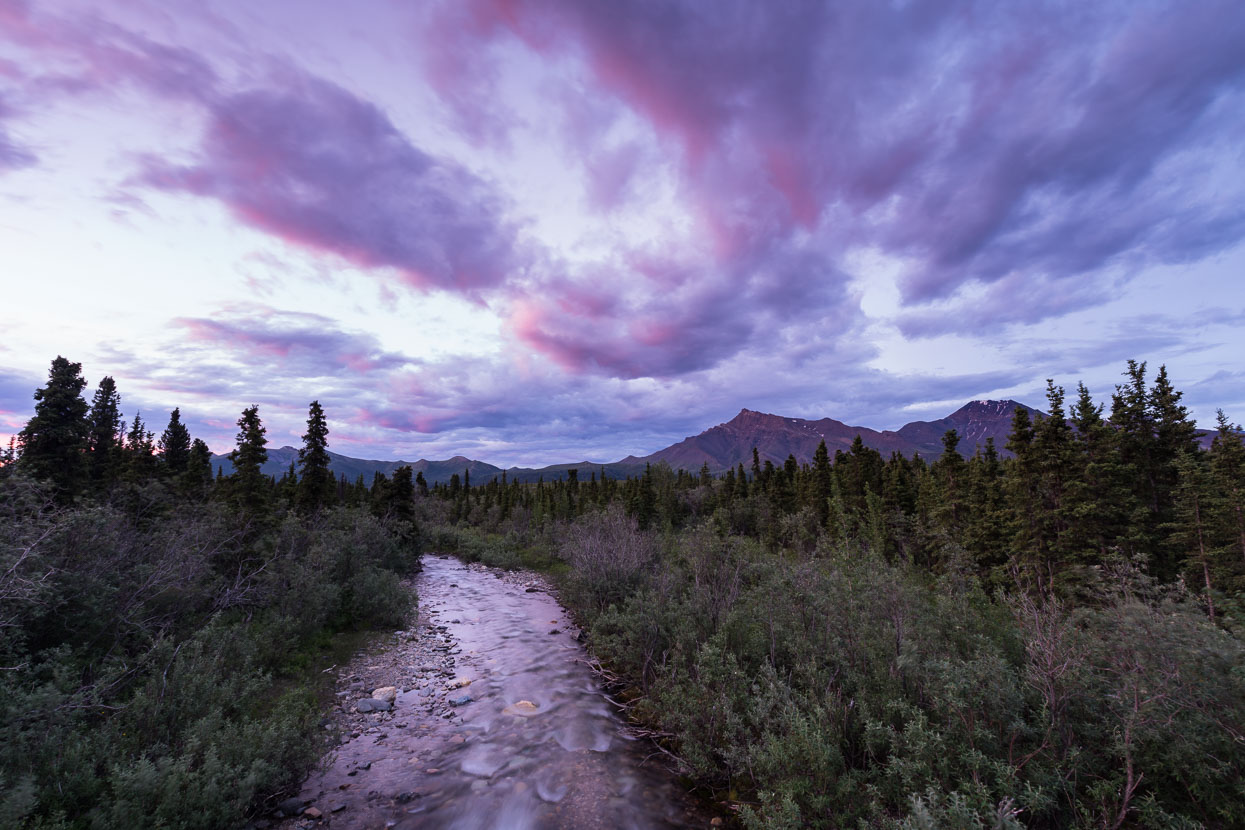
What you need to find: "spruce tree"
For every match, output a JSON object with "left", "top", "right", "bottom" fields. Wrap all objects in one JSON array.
[
  {"left": 964, "top": 438, "right": 1009, "bottom": 585},
  {"left": 297, "top": 400, "right": 334, "bottom": 514},
  {"left": 1169, "top": 451, "right": 1219, "bottom": 619},
  {"left": 158, "top": 407, "right": 192, "bottom": 474},
  {"left": 1147, "top": 365, "right": 1199, "bottom": 580},
  {"left": 124, "top": 412, "right": 157, "bottom": 482},
  {"left": 1005, "top": 405, "right": 1041, "bottom": 586},
  {"left": 228, "top": 405, "right": 269, "bottom": 516},
  {"left": 1111, "top": 361, "right": 1160, "bottom": 561},
  {"left": 183, "top": 438, "right": 213, "bottom": 497},
  {"left": 813, "top": 439, "right": 832, "bottom": 525},
  {"left": 1208, "top": 411, "right": 1245, "bottom": 593},
  {"left": 18, "top": 356, "right": 89, "bottom": 500},
  {"left": 1028, "top": 381, "right": 1081, "bottom": 592},
  {"left": 86, "top": 375, "right": 123, "bottom": 491},
  {"left": 932, "top": 428, "right": 966, "bottom": 536},
  {"left": 389, "top": 465, "right": 416, "bottom": 524},
  {"left": 1070, "top": 382, "right": 1132, "bottom": 570}
]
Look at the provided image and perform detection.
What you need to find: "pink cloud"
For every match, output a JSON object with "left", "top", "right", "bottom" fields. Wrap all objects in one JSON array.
[
  {"left": 422, "top": 0, "right": 1245, "bottom": 323},
  {"left": 139, "top": 75, "right": 522, "bottom": 295}
]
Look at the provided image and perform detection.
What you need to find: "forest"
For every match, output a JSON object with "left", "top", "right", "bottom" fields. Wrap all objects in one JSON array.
[{"left": 2, "top": 356, "right": 1244, "bottom": 828}]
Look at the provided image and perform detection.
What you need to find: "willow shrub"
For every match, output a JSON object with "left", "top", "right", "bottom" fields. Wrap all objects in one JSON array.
[{"left": 568, "top": 518, "right": 1244, "bottom": 828}]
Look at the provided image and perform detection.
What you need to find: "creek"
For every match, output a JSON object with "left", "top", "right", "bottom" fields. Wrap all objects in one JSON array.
[{"left": 283, "top": 554, "right": 714, "bottom": 829}]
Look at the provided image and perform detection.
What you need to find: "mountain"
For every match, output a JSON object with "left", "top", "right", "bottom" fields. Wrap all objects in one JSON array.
[
  {"left": 210, "top": 399, "right": 1043, "bottom": 485},
  {"left": 211, "top": 447, "right": 504, "bottom": 486},
  {"left": 631, "top": 399, "right": 1042, "bottom": 472}
]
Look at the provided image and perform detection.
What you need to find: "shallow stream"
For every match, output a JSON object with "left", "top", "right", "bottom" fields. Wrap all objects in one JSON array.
[{"left": 287, "top": 554, "right": 713, "bottom": 829}]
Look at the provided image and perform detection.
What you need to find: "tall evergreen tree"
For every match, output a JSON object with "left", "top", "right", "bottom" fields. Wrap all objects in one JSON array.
[
  {"left": 228, "top": 405, "right": 269, "bottom": 516},
  {"left": 183, "top": 437, "right": 213, "bottom": 497},
  {"left": 1147, "top": 365, "right": 1200, "bottom": 580},
  {"left": 1208, "top": 411, "right": 1245, "bottom": 593},
  {"left": 931, "top": 429, "right": 967, "bottom": 539},
  {"left": 297, "top": 400, "right": 334, "bottom": 514},
  {"left": 812, "top": 439, "right": 832, "bottom": 526},
  {"left": 1169, "top": 452, "right": 1218, "bottom": 619},
  {"left": 389, "top": 465, "right": 416, "bottom": 524},
  {"left": 124, "top": 412, "right": 157, "bottom": 482},
  {"left": 85, "top": 375, "right": 123, "bottom": 491},
  {"left": 18, "top": 356, "right": 89, "bottom": 500},
  {"left": 158, "top": 407, "right": 192, "bottom": 474},
  {"left": 1066, "top": 381, "right": 1137, "bottom": 582},
  {"left": 963, "top": 438, "right": 1009, "bottom": 584},
  {"left": 1027, "top": 381, "right": 1081, "bottom": 592}
]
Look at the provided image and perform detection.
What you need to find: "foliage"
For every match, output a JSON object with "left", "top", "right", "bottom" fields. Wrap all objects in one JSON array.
[{"left": 1, "top": 359, "right": 423, "bottom": 829}]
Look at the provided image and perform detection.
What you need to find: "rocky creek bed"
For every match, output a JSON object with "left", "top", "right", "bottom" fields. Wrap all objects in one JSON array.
[{"left": 263, "top": 554, "right": 718, "bottom": 830}]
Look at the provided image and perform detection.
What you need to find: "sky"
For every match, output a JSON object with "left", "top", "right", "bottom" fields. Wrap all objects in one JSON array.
[{"left": 2, "top": 0, "right": 1244, "bottom": 467}]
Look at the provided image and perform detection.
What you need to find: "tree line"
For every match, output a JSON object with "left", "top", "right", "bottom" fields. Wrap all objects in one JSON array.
[{"left": 429, "top": 360, "right": 1244, "bottom": 614}]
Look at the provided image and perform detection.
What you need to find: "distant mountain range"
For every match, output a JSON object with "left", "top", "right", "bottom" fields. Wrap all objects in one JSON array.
[
  {"left": 211, "top": 399, "right": 1043, "bottom": 485},
  {"left": 624, "top": 399, "right": 1042, "bottom": 472}
]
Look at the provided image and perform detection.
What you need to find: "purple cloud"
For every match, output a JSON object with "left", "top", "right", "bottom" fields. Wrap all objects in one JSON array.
[
  {"left": 427, "top": 0, "right": 1245, "bottom": 315},
  {"left": 173, "top": 307, "right": 413, "bottom": 377},
  {"left": 0, "top": 110, "right": 34, "bottom": 171},
  {"left": 0, "top": 0, "right": 218, "bottom": 100},
  {"left": 509, "top": 241, "right": 855, "bottom": 378},
  {"left": 140, "top": 74, "right": 523, "bottom": 295},
  {"left": 1, "top": 3, "right": 525, "bottom": 297}
]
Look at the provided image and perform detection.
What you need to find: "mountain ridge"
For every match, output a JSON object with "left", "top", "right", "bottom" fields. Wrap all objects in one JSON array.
[{"left": 211, "top": 399, "right": 1042, "bottom": 485}]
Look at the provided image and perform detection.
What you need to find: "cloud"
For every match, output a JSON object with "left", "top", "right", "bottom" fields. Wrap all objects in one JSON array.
[
  {"left": 0, "top": 365, "right": 38, "bottom": 424},
  {"left": 895, "top": 272, "right": 1116, "bottom": 338},
  {"left": 0, "top": 0, "right": 218, "bottom": 100},
  {"left": 426, "top": 0, "right": 1245, "bottom": 313},
  {"left": 172, "top": 306, "right": 413, "bottom": 376},
  {"left": 0, "top": 93, "right": 34, "bottom": 171},
  {"left": 2, "top": 4, "right": 526, "bottom": 297},
  {"left": 508, "top": 240, "right": 856, "bottom": 378},
  {"left": 137, "top": 73, "right": 524, "bottom": 295},
  {"left": 0, "top": 124, "right": 33, "bottom": 172}
]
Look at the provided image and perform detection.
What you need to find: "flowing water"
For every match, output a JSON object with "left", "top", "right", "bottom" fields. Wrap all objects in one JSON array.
[{"left": 289, "top": 554, "right": 714, "bottom": 829}]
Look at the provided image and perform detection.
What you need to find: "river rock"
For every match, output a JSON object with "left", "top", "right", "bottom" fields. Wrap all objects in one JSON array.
[
  {"left": 372, "top": 686, "right": 397, "bottom": 703},
  {"left": 450, "top": 694, "right": 473, "bottom": 707},
  {"left": 503, "top": 700, "right": 540, "bottom": 717},
  {"left": 303, "top": 806, "right": 322, "bottom": 819},
  {"left": 277, "top": 797, "right": 306, "bottom": 816},
  {"left": 356, "top": 698, "right": 392, "bottom": 713}
]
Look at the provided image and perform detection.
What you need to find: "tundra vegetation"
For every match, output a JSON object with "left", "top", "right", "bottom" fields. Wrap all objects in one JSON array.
[
  {"left": 0, "top": 358, "right": 421, "bottom": 829},
  {"left": 420, "top": 361, "right": 1245, "bottom": 829}
]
